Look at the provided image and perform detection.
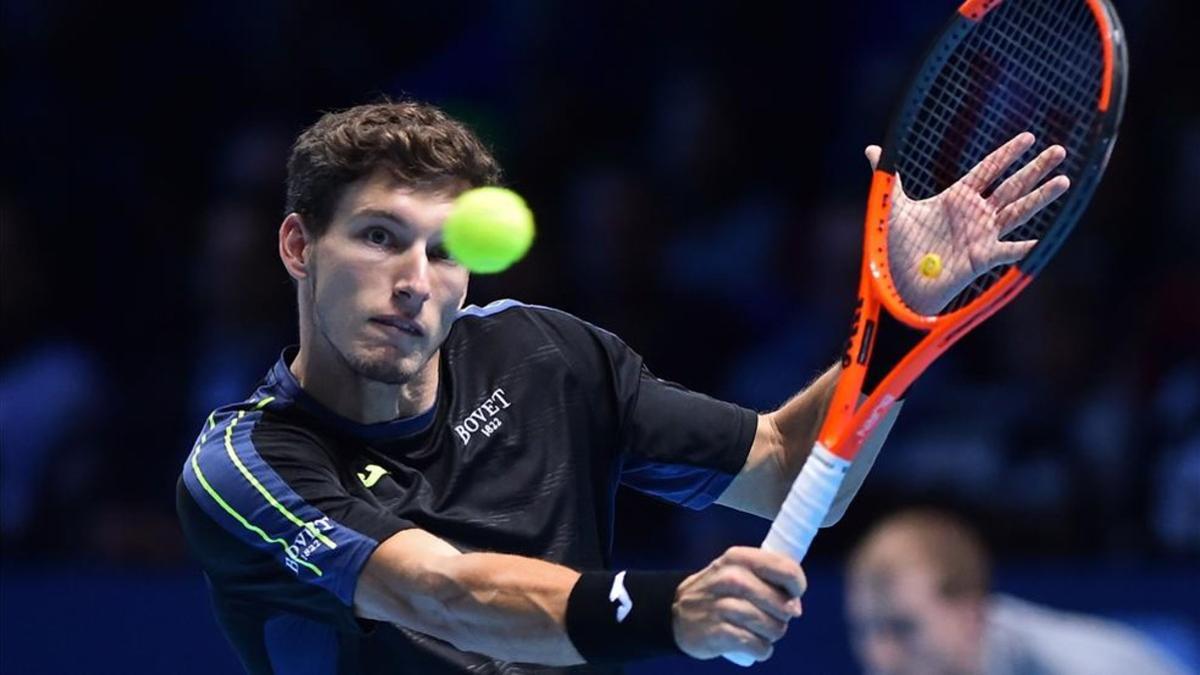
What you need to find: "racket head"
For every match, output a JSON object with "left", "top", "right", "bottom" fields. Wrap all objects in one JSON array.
[
  {"left": 826, "top": 0, "right": 1128, "bottom": 458},
  {"left": 874, "top": 0, "right": 1128, "bottom": 323}
]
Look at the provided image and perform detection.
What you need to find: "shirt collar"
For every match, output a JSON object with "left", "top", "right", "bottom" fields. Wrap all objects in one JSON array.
[{"left": 267, "top": 346, "right": 437, "bottom": 441}]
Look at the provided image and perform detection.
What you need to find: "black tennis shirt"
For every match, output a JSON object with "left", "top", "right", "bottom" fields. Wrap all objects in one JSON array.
[{"left": 177, "top": 300, "right": 757, "bottom": 674}]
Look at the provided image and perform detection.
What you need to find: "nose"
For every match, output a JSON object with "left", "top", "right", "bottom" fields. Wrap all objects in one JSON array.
[{"left": 392, "top": 245, "right": 432, "bottom": 309}]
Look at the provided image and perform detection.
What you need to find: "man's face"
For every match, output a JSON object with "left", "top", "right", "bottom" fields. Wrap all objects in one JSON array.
[
  {"left": 846, "top": 560, "right": 983, "bottom": 675},
  {"left": 301, "top": 169, "right": 468, "bottom": 384}
]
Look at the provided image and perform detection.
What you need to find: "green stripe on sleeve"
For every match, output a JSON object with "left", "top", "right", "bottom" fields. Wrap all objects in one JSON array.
[
  {"left": 190, "top": 448, "right": 323, "bottom": 577},
  {"left": 223, "top": 410, "right": 338, "bottom": 549}
]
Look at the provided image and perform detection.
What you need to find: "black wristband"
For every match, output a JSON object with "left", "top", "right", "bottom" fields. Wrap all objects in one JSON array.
[{"left": 564, "top": 569, "right": 690, "bottom": 663}]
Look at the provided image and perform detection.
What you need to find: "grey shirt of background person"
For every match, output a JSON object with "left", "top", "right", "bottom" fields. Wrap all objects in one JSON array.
[{"left": 984, "top": 593, "right": 1185, "bottom": 675}]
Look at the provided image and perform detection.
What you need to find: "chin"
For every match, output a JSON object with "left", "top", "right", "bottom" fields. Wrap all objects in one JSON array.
[{"left": 344, "top": 345, "right": 425, "bottom": 385}]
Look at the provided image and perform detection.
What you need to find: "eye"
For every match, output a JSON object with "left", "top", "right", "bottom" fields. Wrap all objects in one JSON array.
[
  {"left": 885, "top": 617, "right": 918, "bottom": 641},
  {"left": 428, "top": 242, "right": 458, "bottom": 265},
  {"left": 364, "top": 227, "right": 392, "bottom": 247}
]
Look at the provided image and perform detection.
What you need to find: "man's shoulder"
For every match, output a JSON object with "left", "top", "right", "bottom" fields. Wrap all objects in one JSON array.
[
  {"left": 180, "top": 397, "right": 337, "bottom": 495},
  {"left": 452, "top": 299, "right": 624, "bottom": 350},
  {"left": 177, "top": 398, "right": 346, "bottom": 562},
  {"left": 192, "top": 395, "right": 330, "bottom": 447},
  {"left": 454, "top": 298, "right": 584, "bottom": 330}
]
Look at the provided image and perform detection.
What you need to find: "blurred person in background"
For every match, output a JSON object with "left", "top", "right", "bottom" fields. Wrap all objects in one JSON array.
[
  {"left": 0, "top": 204, "right": 110, "bottom": 552},
  {"left": 845, "top": 508, "right": 1187, "bottom": 675}
]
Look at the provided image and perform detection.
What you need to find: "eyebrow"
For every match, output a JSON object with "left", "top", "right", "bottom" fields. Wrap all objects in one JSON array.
[
  {"left": 351, "top": 208, "right": 412, "bottom": 227},
  {"left": 350, "top": 208, "right": 446, "bottom": 244}
]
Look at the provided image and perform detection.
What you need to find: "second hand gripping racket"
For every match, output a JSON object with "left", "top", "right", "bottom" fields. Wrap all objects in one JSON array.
[{"left": 727, "top": 0, "right": 1126, "bottom": 665}]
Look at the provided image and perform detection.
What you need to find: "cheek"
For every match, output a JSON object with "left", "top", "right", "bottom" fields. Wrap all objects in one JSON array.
[
  {"left": 435, "top": 268, "right": 470, "bottom": 311},
  {"left": 918, "top": 607, "right": 970, "bottom": 657},
  {"left": 314, "top": 262, "right": 372, "bottom": 324}
]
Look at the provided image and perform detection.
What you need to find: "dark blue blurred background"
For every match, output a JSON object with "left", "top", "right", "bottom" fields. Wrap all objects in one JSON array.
[{"left": 2, "top": 1, "right": 1197, "bottom": 673}]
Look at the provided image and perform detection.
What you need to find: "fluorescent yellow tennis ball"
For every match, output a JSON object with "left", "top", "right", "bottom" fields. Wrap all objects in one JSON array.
[
  {"left": 443, "top": 187, "right": 535, "bottom": 274},
  {"left": 919, "top": 253, "right": 943, "bottom": 278}
]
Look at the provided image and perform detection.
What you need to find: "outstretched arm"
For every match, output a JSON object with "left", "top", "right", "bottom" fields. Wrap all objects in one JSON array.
[
  {"left": 354, "top": 530, "right": 806, "bottom": 665},
  {"left": 355, "top": 528, "right": 584, "bottom": 665}
]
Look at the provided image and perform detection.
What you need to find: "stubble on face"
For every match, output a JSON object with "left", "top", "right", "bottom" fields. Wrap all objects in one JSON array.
[
  {"left": 300, "top": 172, "right": 466, "bottom": 392},
  {"left": 306, "top": 252, "right": 438, "bottom": 387},
  {"left": 332, "top": 317, "right": 423, "bottom": 384}
]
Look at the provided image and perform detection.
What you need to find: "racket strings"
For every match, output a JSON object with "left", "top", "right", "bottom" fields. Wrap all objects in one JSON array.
[{"left": 888, "top": 0, "right": 1105, "bottom": 316}]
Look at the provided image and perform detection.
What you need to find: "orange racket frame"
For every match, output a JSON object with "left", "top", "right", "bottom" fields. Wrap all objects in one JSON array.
[
  {"left": 724, "top": 2, "right": 1123, "bottom": 665},
  {"left": 820, "top": 0, "right": 1121, "bottom": 463}
]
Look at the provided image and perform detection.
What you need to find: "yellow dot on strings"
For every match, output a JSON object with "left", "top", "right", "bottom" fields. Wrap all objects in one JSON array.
[{"left": 919, "top": 253, "right": 943, "bottom": 278}]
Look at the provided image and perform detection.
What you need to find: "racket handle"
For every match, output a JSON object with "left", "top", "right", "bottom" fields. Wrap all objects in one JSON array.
[
  {"left": 761, "top": 444, "right": 850, "bottom": 560},
  {"left": 723, "top": 444, "right": 851, "bottom": 668},
  {"left": 725, "top": 652, "right": 757, "bottom": 667}
]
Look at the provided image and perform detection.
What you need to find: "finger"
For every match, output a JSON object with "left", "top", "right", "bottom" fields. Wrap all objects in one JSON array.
[
  {"left": 722, "top": 547, "right": 807, "bottom": 599},
  {"left": 959, "top": 131, "right": 1036, "bottom": 192},
  {"left": 988, "top": 144, "right": 1067, "bottom": 209},
  {"left": 996, "top": 174, "right": 1070, "bottom": 236},
  {"left": 718, "top": 598, "right": 789, "bottom": 642},
  {"left": 865, "top": 145, "right": 882, "bottom": 171},
  {"left": 715, "top": 567, "right": 798, "bottom": 622},
  {"left": 720, "top": 626, "right": 774, "bottom": 662},
  {"left": 981, "top": 239, "right": 1037, "bottom": 268}
]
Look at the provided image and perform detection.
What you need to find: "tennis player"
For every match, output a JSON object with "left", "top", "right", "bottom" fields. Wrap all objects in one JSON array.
[
  {"left": 845, "top": 509, "right": 1188, "bottom": 675},
  {"left": 176, "top": 100, "right": 899, "bottom": 674}
]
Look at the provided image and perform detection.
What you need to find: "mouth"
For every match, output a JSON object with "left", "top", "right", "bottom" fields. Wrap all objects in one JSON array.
[{"left": 369, "top": 316, "right": 426, "bottom": 338}]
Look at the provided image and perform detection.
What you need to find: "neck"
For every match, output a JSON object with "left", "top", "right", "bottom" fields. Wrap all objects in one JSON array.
[{"left": 290, "top": 340, "right": 438, "bottom": 425}]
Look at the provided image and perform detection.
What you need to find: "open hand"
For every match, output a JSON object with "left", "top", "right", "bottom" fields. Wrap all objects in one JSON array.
[{"left": 865, "top": 132, "right": 1069, "bottom": 315}]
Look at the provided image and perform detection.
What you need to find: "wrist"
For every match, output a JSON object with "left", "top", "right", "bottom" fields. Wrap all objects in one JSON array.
[{"left": 564, "top": 569, "right": 690, "bottom": 663}]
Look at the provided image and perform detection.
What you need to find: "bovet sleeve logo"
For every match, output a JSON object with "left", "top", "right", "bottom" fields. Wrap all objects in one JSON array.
[
  {"left": 283, "top": 516, "right": 336, "bottom": 574},
  {"left": 452, "top": 388, "right": 512, "bottom": 445}
]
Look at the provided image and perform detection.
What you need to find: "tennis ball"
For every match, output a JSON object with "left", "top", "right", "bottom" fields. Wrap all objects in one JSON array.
[
  {"left": 443, "top": 187, "right": 535, "bottom": 274},
  {"left": 919, "top": 253, "right": 943, "bottom": 278}
]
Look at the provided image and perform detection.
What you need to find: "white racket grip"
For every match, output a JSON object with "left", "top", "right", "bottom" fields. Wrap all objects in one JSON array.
[
  {"left": 723, "top": 444, "right": 850, "bottom": 668},
  {"left": 761, "top": 444, "right": 851, "bottom": 561}
]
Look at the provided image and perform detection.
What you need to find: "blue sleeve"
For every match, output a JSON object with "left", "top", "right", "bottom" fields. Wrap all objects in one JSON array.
[{"left": 177, "top": 407, "right": 412, "bottom": 631}]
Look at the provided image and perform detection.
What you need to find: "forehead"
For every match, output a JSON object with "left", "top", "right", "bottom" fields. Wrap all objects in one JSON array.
[
  {"left": 330, "top": 168, "right": 457, "bottom": 234},
  {"left": 847, "top": 563, "right": 941, "bottom": 618},
  {"left": 848, "top": 531, "right": 943, "bottom": 614}
]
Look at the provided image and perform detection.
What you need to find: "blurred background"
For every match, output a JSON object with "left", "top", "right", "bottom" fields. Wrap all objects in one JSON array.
[{"left": 2, "top": 0, "right": 1197, "bottom": 672}]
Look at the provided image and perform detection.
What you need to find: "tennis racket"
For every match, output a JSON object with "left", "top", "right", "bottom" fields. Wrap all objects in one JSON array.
[{"left": 726, "top": 0, "right": 1126, "bottom": 665}]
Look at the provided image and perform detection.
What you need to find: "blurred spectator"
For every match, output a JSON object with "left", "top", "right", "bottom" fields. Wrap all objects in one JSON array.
[
  {"left": 0, "top": 208, "right": 109, "bottom": 549},
  {"left": 845, "top": 508, "right": 1189, "bottom": 675}
]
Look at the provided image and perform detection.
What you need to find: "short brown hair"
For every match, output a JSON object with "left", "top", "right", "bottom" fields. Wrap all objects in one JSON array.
[
  {"left": 848, "top": 508, "right": 991, "bottom": 600},
  {"left": 285, "top": 99, "right": 502, "bottom": 236}
]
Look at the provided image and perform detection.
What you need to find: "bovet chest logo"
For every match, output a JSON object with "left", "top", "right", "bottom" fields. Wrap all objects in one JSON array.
[{"left": 452, "top": 388, "right": 512, "bottom": 444}]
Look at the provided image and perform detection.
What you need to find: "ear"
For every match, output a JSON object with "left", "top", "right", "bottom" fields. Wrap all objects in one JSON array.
[
  {"left": 457, "top": 274, "right": 470, "bottom": 310},
  {"left": 279, "top": 213, "right": 312, "bottom": 281}
]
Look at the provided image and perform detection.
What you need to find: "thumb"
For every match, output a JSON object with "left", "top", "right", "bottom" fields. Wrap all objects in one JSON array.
[
  {"left": 864, "top": 145, "right": 882, "bottom": 171},
  {"left": 984, "top": 239, "right": 1037, "bottom": 268}
]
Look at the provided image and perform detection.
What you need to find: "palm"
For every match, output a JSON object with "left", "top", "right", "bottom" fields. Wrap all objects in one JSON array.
[
  {"left": 889, "top": 181, "right": 1011, "bottom": 315},
  {"left": 875, "top": 133, "right": 1070, "bottom": 315}
]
